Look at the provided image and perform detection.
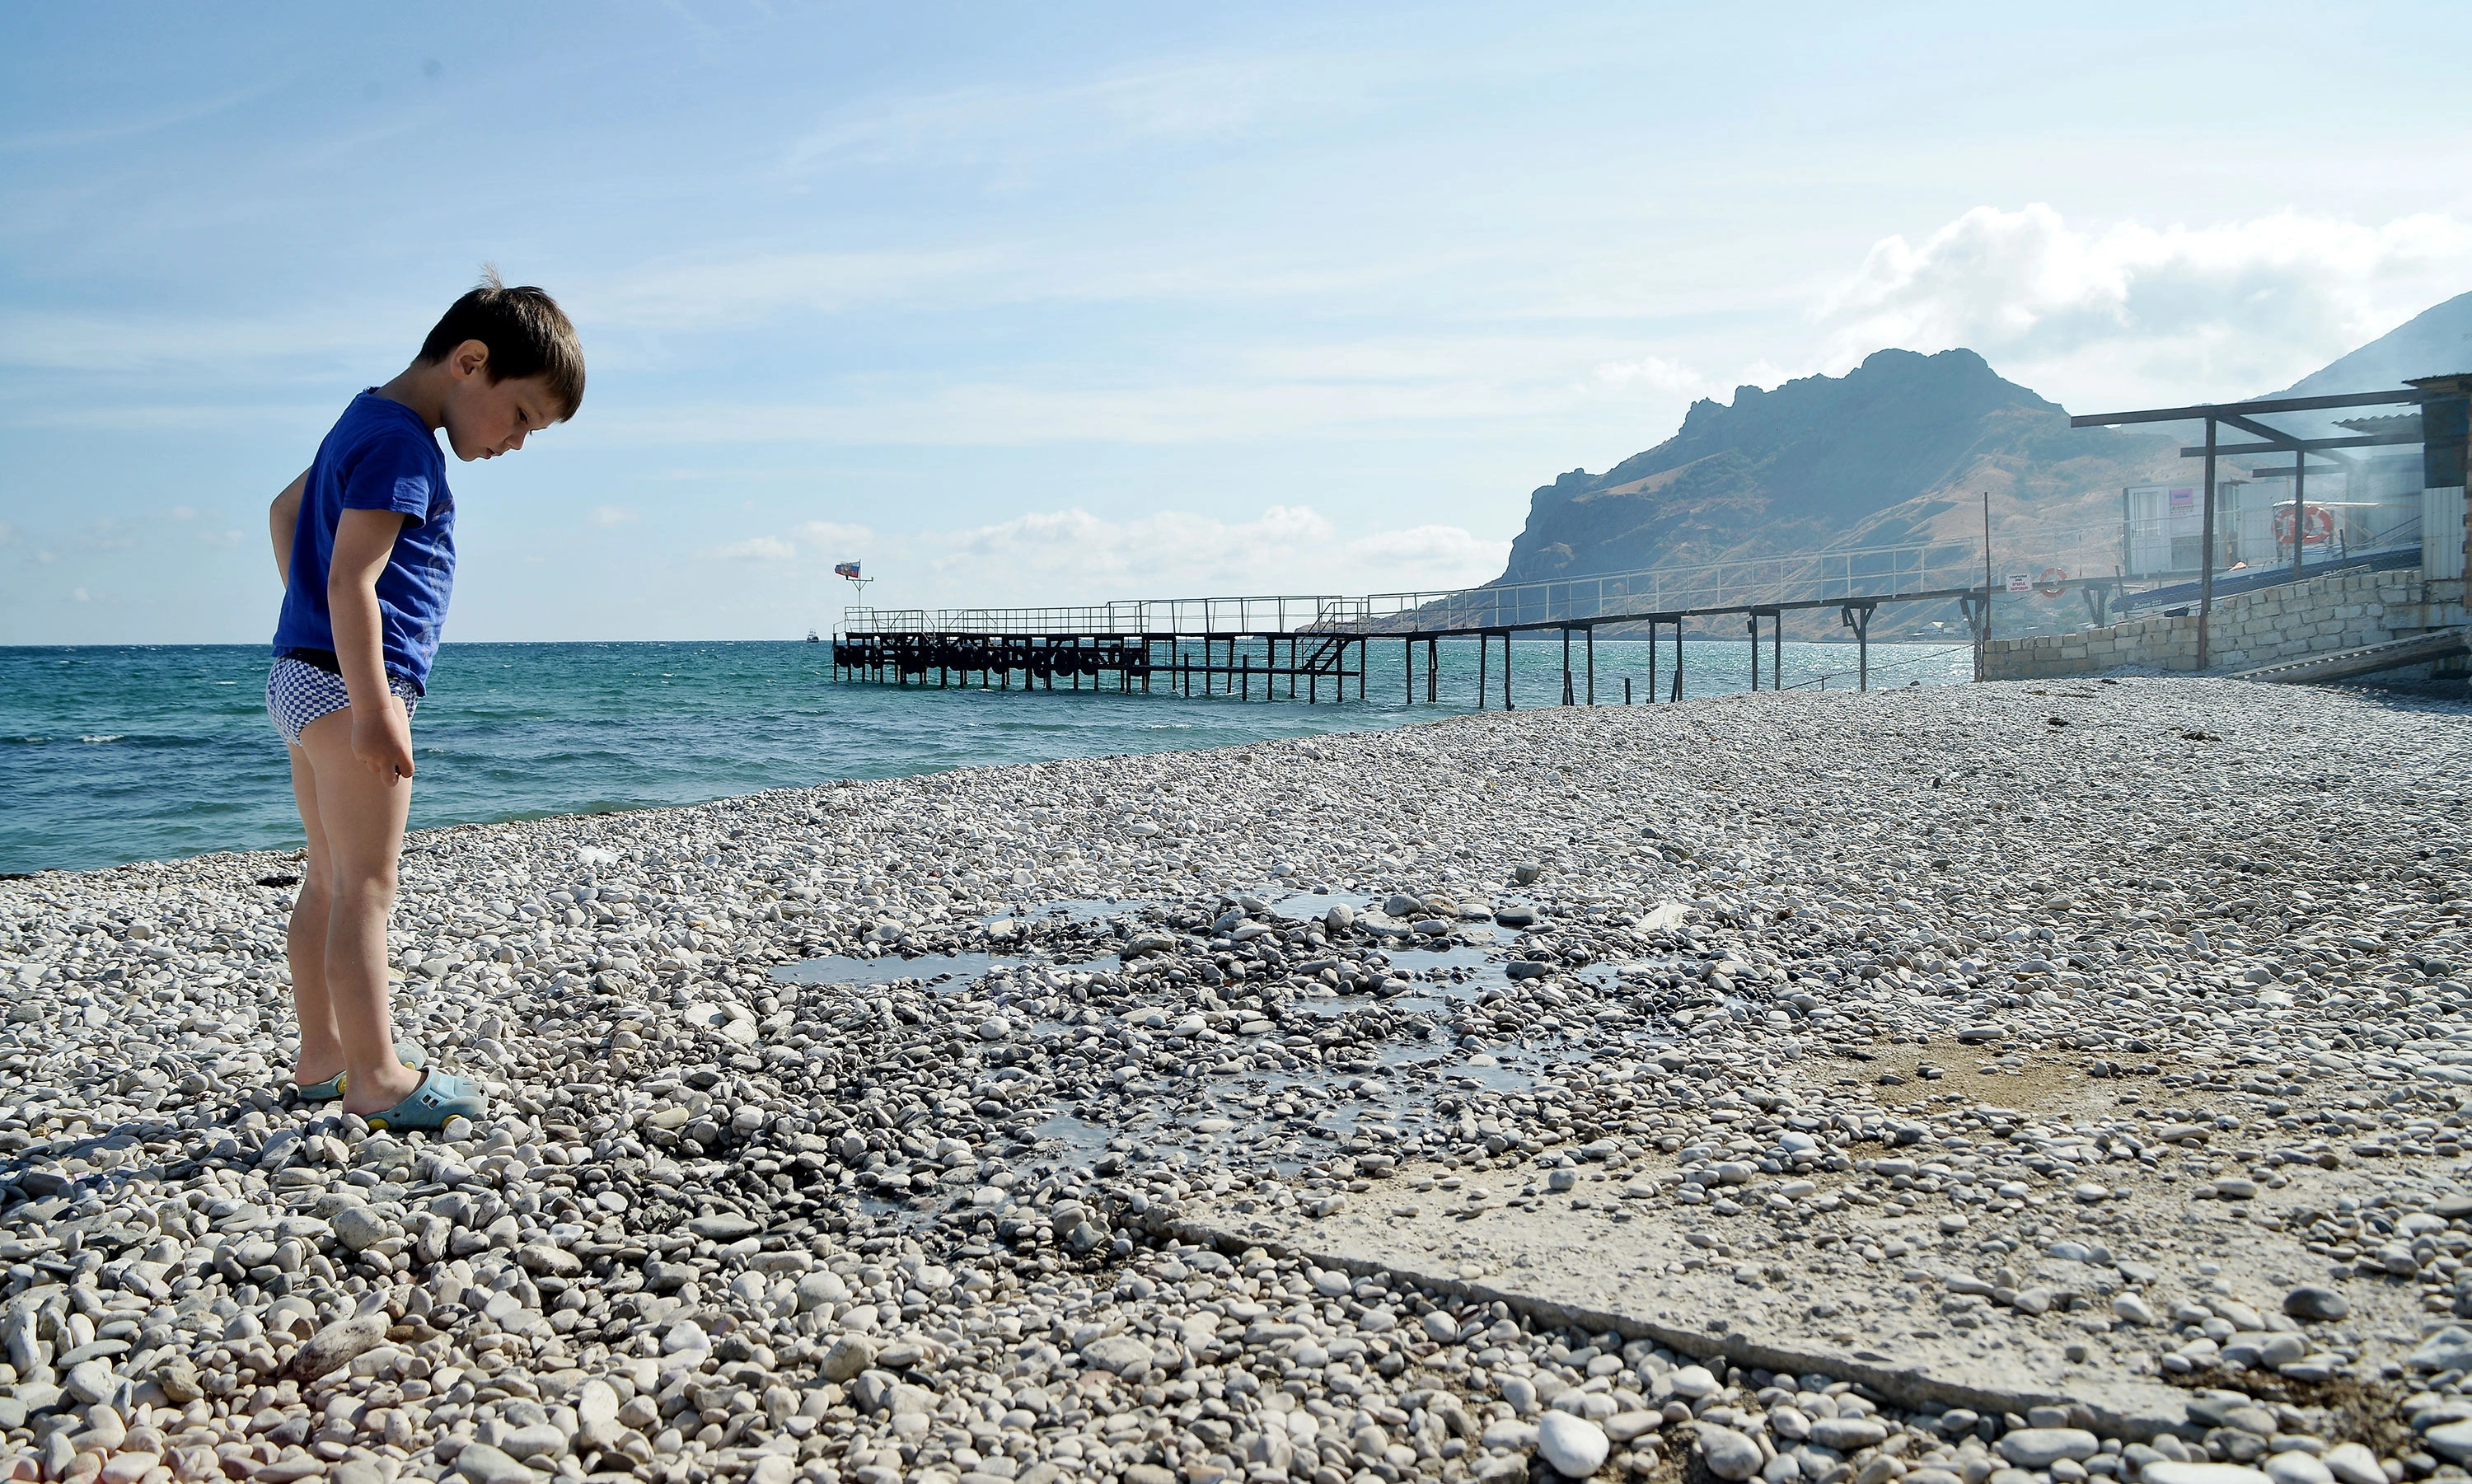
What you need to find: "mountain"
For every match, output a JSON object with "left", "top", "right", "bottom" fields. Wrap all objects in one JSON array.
[
  {"left": 2268, "top": 290, "right": 2472, "bottom": 400},
  {"left": 1493, "top": 348, "right": 2179, "bottom": 587},
  {"left": 1484, "top": 290, "right": 2472, "bottom": 598}
]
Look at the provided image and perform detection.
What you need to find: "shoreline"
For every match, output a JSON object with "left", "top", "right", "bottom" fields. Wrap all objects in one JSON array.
[
  {"left": 7, "top": 676, "right": 2472, "bottom": 1484},
  {"left": 0, "top": 639, "right": 1976, "bottom": 880}
]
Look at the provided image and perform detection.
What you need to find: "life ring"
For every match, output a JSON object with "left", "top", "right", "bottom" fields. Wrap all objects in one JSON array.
[
  {"left": 2034, "top": 567, "right": 2067, "bottom": 598},
  {"left": 2273, "top": 504, "right": 2337, "bottom": 547}
]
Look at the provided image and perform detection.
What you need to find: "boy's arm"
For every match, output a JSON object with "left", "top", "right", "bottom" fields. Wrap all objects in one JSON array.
[
  {"left": 328, "top": 507, "right": 415, "bottom": 781},
  {"left": 268, "top": 468, "right": 310, "bottom": 587}
]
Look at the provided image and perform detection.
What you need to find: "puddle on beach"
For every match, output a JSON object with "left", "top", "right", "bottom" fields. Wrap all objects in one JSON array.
[
  {"left": 776, "top": 890, "right": 1681, "bottom": 1204},
  {"left": 775, "top": 898, "right": 1146, "bottom": 993},
  {"left": 771, "top": 951, "right": 1019, "bottom": 993},
  {"left": 1270, "top": 889, "right": 1380, "bottom": 917},
  {"left": 1032, "top": 1112, "right": 1119, "bottom": 1162},
  {"left": 978, "top": 897, "right": 1148, "bottom": 928},
  {"left": 775, "top": 894, "right": 1515, "bottom": 1001},
  {"left": 1394, "top": 940, "right": 1503, "bottom": 970}
]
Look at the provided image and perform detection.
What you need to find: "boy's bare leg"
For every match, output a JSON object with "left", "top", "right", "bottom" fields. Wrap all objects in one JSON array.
[
  {"left": 296, "top": 706, "right": 424, "bottom": 1115},
  {"left": 285, "top": 745, "right": 346, "bottom": 1086}
]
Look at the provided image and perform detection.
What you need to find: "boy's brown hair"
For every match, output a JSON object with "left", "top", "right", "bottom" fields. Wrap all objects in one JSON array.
[{"left": 417, "top": 266, "right": 586, "bottom": 418}]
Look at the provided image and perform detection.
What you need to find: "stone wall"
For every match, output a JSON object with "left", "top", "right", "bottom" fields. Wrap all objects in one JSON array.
[{"left": 1982, "top": 567, "right": 2427, "bottom": 680}]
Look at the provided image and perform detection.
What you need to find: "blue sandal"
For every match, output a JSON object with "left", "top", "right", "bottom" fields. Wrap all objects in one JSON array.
[
  {"left": 293, "top": 1041, "right": 428, "bottom": 1102},
  {"left": 362, "top": 1068, "right": 487, "bottom": 1131}
]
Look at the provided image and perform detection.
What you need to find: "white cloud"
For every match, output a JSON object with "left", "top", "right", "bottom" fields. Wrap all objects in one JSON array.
[
  {"left": 575, "top": 236, "right": 1488, "bottom": 339},
  {"left": 1347, "top": 523, "right": 1508, "bottom": 577},
  {"left": 195, "top": 528, "right": 244, "bottom": 548},
  {"left": 0, "top": 400, "right": 330, "bottom": 433},
  {"left": 791, "top": 521, "right": 873, "bottom": 550},
  {"left": 932, "top": 504, "right": 1333, "bottom": 592},
  {"left": 74, "top": 520, "right": 140, "bottom": 553},
  {"left": 581, "top": 355, "right": 1612, "bottom": 449},
  {"left": 71, "top": 588, "right": 89, "bottom": 602},
  {"left": 710, "top": 536, "right": 798, "bottom": 561},
  {"left": 696, "top": 522, "right": 874, "bottom": 567},
  {"left": 781, "top": 55, "right": 1371, "bottom": 177},
  {"left": 583, "top": 248, "right": 1014, "bottom": 331},
  {"left": 0, "top": 77, "right": 288, "bottom": 153},
  {"left": 1815, "top": 204, "right": 2472, "bottom": 405},
  {"left": 589, "top": 505, "right": 639, "bottom": 527},
  {"left": 1593, "top": 355, "right": 1707, "bottom": 396},
  {"left": 166, "top": 504, "right": 198, "bottom": 522},
  {"left": 0, "top": 310, "right": 393, "bottom": 374},
  {"left": 677, "top": 508, "right": 1505, "bottom": 612},
  {"left": 1334, "top": 524, "right": 1506, "bottom": 594},
  {"left": 915, "top": 504, "right": 1505, "bottom": 606}
]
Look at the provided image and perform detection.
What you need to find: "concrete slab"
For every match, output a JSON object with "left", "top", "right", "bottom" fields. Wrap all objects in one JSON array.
[
  {"left": 1162, "top": 1159, "right": 2198, "bottom": 1437},
  {"left": 1153, "top": 1033, "right": 2460, "bottom": 1443}
]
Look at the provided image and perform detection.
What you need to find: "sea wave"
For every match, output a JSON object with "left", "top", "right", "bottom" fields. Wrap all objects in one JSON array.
[{"left": 3, "top": 636, "right": 1972, "bottom": 873}]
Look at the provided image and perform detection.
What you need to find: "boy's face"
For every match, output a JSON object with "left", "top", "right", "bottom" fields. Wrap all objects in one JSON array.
[{"left": 438, "top": 340, "right": 566, "bottom": 462}]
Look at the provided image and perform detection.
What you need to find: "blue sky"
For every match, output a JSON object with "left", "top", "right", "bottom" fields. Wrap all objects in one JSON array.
[{"left": 6, "top": 2, "right": 2470, "bottom": 643}]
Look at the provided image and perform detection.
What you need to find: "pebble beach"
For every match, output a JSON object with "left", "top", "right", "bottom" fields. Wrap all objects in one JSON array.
[{"left": 10, "top": 676, "right": 2472, "bottom": 1484}]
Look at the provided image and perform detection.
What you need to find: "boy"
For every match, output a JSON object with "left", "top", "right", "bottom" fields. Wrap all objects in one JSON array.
[{"left": 265, "top": 270, "right": 584, "bottom": 1129}]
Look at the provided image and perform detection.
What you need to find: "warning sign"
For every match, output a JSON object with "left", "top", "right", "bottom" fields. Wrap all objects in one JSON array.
[{"left": 2005, "top": 573, "right": 2033, "bottom": 594}]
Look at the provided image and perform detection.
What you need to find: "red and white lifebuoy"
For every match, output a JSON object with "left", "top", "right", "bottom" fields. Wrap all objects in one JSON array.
[
  {"left": 2034, "top": 567, "right": 2067, "bottom": 597},
  {"left": 2273, "top": 504, "right": 2337, "bottom": 547}
]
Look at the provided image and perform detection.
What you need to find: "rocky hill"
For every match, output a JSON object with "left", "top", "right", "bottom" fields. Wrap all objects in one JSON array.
[
  {"left": 2270, "top": 289, "right": 2472, "bottom": 400},
  {"left": 1486, "top": 293, "right": 2472, "bottom": 593},
  {"left": 1494, "top": 349, "right": 2179, "bottom": 586}
]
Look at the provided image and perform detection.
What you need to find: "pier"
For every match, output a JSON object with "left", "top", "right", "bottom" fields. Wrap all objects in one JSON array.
[
  {"left": 829, "top": 380, "right": 2467, "bottom": 706},
  {"left": 831, "top": 603, "right": 1374, "bottom": 705},
  {"left": 832, "top": 536, "right": 2009, "bottom": 705}
]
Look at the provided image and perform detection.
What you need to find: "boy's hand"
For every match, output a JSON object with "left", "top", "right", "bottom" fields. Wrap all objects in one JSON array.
[
  {"left": 269, "top": 467, "right": 309, "bottom": 587},
  {"left": 352, "top": 700, "right": 415, "bottom": 780},
  {"left": 329, "top": 508, "right": 414, "bottom": 780}
]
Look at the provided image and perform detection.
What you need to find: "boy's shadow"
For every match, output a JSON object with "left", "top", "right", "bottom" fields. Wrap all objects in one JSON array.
[{"left": 0, "top": 1091, "right": 334, "bottom": 1230}]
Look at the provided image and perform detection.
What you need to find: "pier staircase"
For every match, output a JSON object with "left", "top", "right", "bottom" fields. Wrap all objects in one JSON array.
[{"left": 1294, "top": 635, "right": 1353, "bottom": 677}]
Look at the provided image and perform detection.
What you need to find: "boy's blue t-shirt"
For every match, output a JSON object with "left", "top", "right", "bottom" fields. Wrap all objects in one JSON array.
[{"left": 270, "top": 391, "right": 455, "bottom": 692}]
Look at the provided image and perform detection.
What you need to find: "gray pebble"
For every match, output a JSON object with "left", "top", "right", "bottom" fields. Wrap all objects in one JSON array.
[
  {"left": 2284, "top": 1285, "right": 2350, "bottom": 1322},
  {"left": 1697, "top": 1425, "right": 1764, "bottom": 1482}
]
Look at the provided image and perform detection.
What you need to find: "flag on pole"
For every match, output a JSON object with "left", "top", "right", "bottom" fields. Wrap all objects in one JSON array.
[{"left": 834, "top": 562, "right": 861, "bottom": 579}]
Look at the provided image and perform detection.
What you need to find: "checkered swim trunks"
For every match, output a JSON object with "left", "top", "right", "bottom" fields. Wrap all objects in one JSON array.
[{"left": 265, "top": 658, "right": 421, "bottom": 748}]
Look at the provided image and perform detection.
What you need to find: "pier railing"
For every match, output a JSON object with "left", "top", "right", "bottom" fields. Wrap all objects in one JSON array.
[
  {"left": 845, "top": 595, "right": 1363, "bottom": 637},
  {"left": 1342, "top": 536, "right": 1989, "bottom": 632},
  {"left": 840, "top": 521, "right": 2165, "bottom": 641}
]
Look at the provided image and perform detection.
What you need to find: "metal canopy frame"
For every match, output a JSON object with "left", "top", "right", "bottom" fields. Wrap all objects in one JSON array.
[
  {"left": 2072, "top": 387, "right": 2432, "bottom": 669},
  {"left": 2076, "top": 389, "right": 2433, "bottom": 424},
  {"left": 2178, "top": 430, "right": 2420, "bottom": 457}
]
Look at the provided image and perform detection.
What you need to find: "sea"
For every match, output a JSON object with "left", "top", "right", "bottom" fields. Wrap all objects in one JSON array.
[{"left": 0, "top": 637, "right": 1973, "bottom": 875}]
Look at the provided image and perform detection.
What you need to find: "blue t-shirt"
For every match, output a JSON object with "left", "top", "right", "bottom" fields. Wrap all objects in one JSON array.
[{"left": 270, "top": 391, "right": 455, "bottom": 692}]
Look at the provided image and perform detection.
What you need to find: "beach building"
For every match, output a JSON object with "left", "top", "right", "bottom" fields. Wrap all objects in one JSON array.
[{"left": 1987, "top": 377, "right": 2472, "bottom": 681}]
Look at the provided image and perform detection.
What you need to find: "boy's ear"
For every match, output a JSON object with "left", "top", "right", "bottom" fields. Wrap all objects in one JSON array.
[{"left": 449, "top": 339, "right": 491, "bottom": 379}]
